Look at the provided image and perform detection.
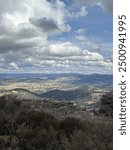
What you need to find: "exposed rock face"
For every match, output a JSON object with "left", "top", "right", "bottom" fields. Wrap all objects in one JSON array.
[{"left": 99, "top": 91, "right": 113, "bottom": 117}]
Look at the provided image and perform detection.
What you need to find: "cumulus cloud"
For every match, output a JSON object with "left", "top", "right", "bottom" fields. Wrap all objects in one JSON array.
[
  {"left": 0, "top": 36, "right": 41, "bottom": 53},
  {"left": 0, "top": 37, "right": 112, "bottom": 73},
  {"left": 44, "top": 42, "right": 81, "bottom": 57},
  {"left": 0, "top": 0, "right": 70, "bottom": 52},
  {"left": 29, "top": 17, "right": 59, "bottom": 33},
  {"left": 0, "top": 0, "right": 112, "bottom": 73}
]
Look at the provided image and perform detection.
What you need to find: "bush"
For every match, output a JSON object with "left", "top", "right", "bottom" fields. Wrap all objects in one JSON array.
[
  {"left": 59, "top": 117, "right": 83, "bottom": 137},
  {"left": 0, "top": 95, "right": 113, "bottom": 150},
  {"left": 0, "top": 95, "right": 22, "bottom": 114}
]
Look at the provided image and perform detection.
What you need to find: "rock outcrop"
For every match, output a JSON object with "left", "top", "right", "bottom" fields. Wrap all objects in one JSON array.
[{"left": 99, "top": 91, "right": 113, "bottom": 117}]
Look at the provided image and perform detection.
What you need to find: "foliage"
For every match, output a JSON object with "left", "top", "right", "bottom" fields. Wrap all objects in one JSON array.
[{"left": 0, "top": 95, "right": 112, "bottom": 150}]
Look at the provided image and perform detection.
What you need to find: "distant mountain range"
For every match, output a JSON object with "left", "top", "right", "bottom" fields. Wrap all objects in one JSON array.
[
  {"left": 63, "top": 73, "right": 113, "bottom": 87},
  {"left": 0, "top": 73, "right": 112, "bottom": 107},
  {"left": 0, "top": 73, "right": 113, "bottom": 87}
]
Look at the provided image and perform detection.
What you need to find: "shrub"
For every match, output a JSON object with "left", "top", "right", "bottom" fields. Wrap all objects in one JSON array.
[
  {"left": 0, "top": 95, "right": 112, "bottom": 150},
  {"left": 59, "top": 117, "right": 83, "bottom": 137}
]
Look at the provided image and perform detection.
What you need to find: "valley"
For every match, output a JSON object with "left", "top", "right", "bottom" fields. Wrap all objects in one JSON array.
[{"left": 0, "top": 73, "right": 112, "bottom": 111}]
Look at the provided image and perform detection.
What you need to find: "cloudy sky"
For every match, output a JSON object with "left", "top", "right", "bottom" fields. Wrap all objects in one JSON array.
[{"left": 0, "top": 0, "right": 113, "bottom": 74}]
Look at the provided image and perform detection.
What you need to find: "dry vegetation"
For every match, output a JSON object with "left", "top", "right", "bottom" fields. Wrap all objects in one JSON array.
[{"left": 0, "top": 95, "right": 112, "bottom": 150}]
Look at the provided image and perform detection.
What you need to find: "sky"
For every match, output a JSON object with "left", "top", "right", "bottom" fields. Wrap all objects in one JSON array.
[{"left": 0, "top": 0, "right": 113, "bottom": 74}]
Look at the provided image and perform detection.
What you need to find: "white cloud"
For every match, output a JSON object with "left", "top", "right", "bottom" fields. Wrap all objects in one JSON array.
[
  {"left": 45, "top": 42, "right": 81, "bottom": 57},
  {"left": 74, "top": 28, "right": 85, "bottom": 34},
  {"left": 0, "top": 0, "right": 112, "bottom": 74},
  {"left": 74, "top": 30, "right": 101, "bottom": 52},
  {"left": 9, "top": 62, "right": 19, "bottom": 70},
  {"left": 73, "top": 0, "right": 113, "bottom": 13},
  {"left": 0, "top": 0, "right": 70, "bottom": 53},
  {"left": 68, "top": 6, "right": 88, "bottom": 18},
  {"left": 0, "top": 38, "right": 112, "bottom": 73}
]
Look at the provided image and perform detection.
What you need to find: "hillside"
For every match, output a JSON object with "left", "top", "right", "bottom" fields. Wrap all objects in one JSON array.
[{"left": 0, "top": 93, "right": 113, "bottom": 150}]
